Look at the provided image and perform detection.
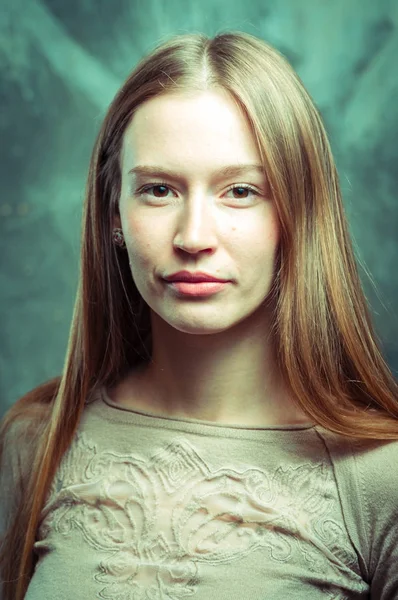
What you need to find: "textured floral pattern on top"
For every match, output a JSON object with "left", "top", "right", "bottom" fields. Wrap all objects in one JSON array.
[{"left": 35, "top": 431, "right": 365, "bottom": 599}]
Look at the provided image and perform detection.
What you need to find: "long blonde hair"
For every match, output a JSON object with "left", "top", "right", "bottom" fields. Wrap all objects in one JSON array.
[{"left": 1, "top": 30, "right": 398, "bottom": 600}]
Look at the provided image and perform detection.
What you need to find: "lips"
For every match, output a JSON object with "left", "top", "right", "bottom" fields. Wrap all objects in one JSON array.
[
  {"left": 167, "top": 280, "right": 228, "bottom": 296},
  {"left": 164, "top": 270, "right": 228, "bottom": 283}
]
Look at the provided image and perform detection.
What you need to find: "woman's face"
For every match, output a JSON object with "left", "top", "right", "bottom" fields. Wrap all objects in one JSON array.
[{"left": 117, "top": 88, "right": 280, "bottom": 334}]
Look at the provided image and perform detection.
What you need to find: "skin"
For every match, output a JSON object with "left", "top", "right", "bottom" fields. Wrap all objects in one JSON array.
[{"left": 111, "top": 88, "right": 311, "bottom": 426}]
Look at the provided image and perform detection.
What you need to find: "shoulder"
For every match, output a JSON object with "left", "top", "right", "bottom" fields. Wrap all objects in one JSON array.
[
  {"left": 0, "top": 400, "right": 50, "bottom": 483},
  {"left": 352, "top": 438, "right": 398, "bottom": 592},
  {"left": 320, "top": 430, "right": 398, "bottom": 511},
  {"left": 351, "top": 438, "right": 398, "bottom": 541},
  {"left": 314, "top": 428, "right": 398, "bottom": 573},
  {"left": 351, "top": 437, "right": 398, "bottom": 503},
  {"left": 1, "top": 401, "right": 50, "bottom": 529},
  {"left": 315, "top": 427, "right": 398, "bottom": 495}
]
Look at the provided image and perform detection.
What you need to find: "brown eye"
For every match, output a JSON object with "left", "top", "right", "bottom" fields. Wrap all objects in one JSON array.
[
  {"left": 147, "top": 185, "right": 170, "bottom": 197},
  {"left": 232, "top": 187, "right": 249, "bottom": 198},
  {"left": 225, "top": 185, "right": 259, "bottom": 202}
]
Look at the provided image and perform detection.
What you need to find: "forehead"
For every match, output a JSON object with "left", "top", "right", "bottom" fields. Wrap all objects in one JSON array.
[{"left": 121, "top": 90, "right": 261, "bottom": 171}]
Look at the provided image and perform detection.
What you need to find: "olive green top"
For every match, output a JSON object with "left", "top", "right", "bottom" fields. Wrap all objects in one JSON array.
[{"left": 1, "top": 385, "right": 397, "bottom": 599}]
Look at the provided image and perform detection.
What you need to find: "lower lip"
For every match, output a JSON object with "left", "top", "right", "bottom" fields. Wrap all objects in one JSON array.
[{"left": 166, "top": 281, "right": 228, "bottom": 296}]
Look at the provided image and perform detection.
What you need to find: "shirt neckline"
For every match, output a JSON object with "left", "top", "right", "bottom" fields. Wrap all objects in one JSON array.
[{"left": 97, "top": 385, "right": 317, "bottom": 432}]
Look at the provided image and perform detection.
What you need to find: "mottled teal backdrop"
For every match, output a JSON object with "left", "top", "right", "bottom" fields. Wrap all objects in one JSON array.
[{"left": 1, "top": 0, "right": 397, "bottom": 417}]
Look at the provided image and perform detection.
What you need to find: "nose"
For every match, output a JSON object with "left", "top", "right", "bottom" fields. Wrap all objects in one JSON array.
[{"left": 173, "top": 193, "right": 218, "bottom": 254}]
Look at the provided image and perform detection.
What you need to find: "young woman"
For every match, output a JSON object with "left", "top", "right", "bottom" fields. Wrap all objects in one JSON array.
[{"left": 1, "top": 31, "right": 398, "bottom": 600}]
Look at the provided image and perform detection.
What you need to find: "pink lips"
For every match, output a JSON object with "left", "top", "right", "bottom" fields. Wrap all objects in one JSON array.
[
  {"left": 163, "top": 270, "right": 230, "bottom": 296},
  {"left": 164, "top": 270, "right": 229, "bottom": 283},
  {"left": 167, "top": 281, "right": 228, "bottom": 296}
]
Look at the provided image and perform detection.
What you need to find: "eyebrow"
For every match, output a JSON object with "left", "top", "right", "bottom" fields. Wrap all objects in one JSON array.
[{"left": 127, "top": 164, "right": 265, "bottom": 181}]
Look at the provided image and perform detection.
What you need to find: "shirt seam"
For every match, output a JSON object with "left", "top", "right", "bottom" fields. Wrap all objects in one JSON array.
[{"left": 312, "top": 426, "right": 370, "bottom": 582}]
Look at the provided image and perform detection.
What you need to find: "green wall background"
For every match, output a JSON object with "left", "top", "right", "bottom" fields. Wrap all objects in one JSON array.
[{"left": 1, "top": 0, "right": 397, "bottom": 417}]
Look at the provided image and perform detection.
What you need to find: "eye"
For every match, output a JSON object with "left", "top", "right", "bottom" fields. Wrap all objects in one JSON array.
[
  {"left": 225, "top": 184, "right": 259, "bottom": 200},
  {"left": 140, "top": 184, "right": 174, "bottom": 198},
  {"left": 137, "top": 183, "right": 260, "bottom": 203}
]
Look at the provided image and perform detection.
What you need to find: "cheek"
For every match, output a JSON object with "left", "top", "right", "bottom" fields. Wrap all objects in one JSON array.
[
  {"left": 121, "top": 207, "right": 146, "bottom": 246},
  {"left": 232, "top": 211, "right": 280, "bottom": 258},
  {"left": 121, "top": 203, "right": 280, "bottom": 264},
  {"left": 268, "top": 220, "right": 280, "bottom": 246},
  {"left": 123, "top": 216, "right": 163, "bottom": 272},
  {"left": 261, "top": 211, "right": 280, "bottom": 255}
]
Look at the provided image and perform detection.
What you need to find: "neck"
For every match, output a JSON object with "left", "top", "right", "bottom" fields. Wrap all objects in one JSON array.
[{"left": 133, "top": 307, "right": 308, "bottom": 426}]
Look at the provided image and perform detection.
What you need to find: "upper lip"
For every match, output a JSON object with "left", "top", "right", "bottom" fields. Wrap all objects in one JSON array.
[{"left": 164, "top": 270, "right": 229, "bottom": 283}]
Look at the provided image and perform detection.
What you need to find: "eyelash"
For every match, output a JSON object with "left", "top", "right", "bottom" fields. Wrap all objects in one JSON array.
[{"left": 138, "top": 182, "right": 260, "bottom": 202}]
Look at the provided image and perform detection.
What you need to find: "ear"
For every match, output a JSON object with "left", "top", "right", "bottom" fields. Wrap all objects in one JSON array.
[{"left": 113, "top": 213, "right": 122, "bottom": 230}]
